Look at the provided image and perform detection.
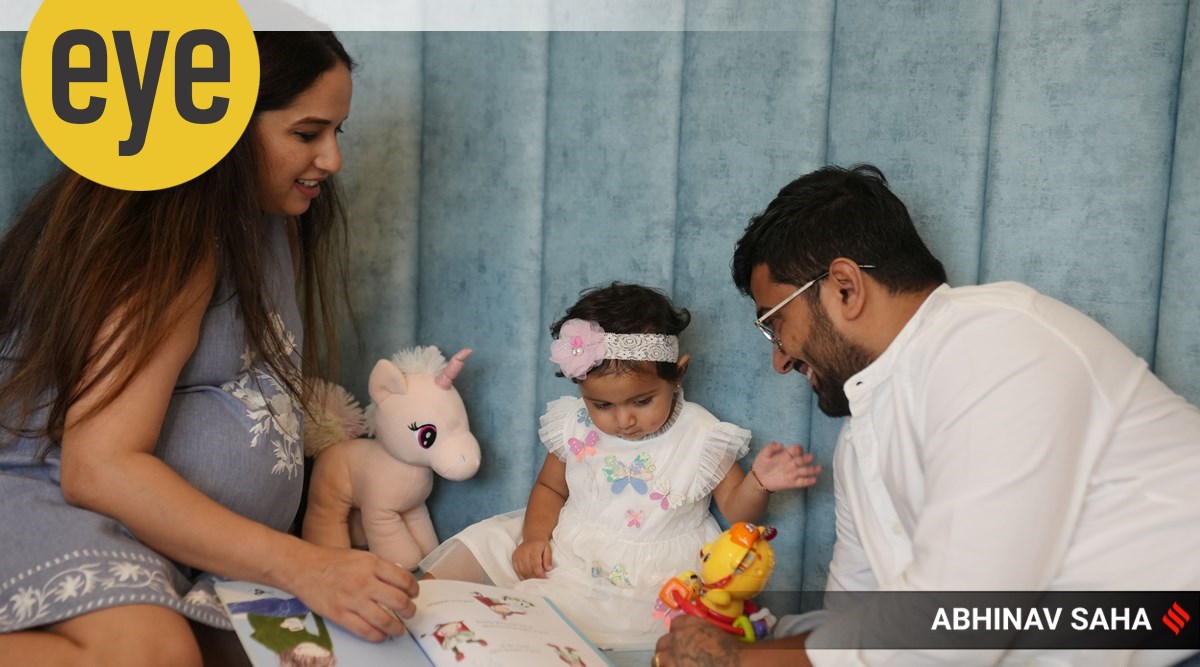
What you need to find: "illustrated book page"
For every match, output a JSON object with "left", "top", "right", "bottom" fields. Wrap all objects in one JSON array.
[{"left": 216, "top": 578, "right": 614, "bottom": 667}]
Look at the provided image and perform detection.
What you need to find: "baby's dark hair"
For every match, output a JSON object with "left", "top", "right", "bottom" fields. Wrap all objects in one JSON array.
[{"left": 550, "top": 282, "right": 691, "bottom": 382}]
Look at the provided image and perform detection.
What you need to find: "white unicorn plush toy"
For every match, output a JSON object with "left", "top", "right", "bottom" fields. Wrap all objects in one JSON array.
[{"left": 303, "top": 346, "right": 482, "bottom": 568}]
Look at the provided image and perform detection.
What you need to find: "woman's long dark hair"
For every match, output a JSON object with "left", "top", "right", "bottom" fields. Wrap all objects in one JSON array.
[{"left": 0, "top": 32, "right": 355, "bottom": 454}]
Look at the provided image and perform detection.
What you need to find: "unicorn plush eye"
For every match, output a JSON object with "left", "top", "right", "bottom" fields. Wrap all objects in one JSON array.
[{"left": 409, "top": 422, "right": 438, "bottom": 449}]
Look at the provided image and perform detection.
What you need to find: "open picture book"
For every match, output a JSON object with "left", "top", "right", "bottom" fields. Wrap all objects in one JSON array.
[{"left": 215, "top": 578, "right": 615, "bottom": 666}]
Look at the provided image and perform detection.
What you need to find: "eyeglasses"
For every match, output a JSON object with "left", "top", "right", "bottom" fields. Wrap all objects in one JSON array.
[{"left": 753, "top": 264, "right": 877, "bottom": 347}]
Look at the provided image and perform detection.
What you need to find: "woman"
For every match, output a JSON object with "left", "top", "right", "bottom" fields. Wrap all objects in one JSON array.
[{"left": 0, "top": 32, "right": 416, "bottom": 666}]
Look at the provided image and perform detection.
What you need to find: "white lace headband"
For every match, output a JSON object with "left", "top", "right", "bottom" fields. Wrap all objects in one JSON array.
[{"left": 550, "top": 318, "right": 679, "bottom": 380}]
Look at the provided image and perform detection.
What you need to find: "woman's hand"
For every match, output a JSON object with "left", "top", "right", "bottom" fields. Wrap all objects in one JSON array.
[
  {"left": 751, "top": 442, "right": 821, "bottom": 493},
  {"left": 512, "top": 538, "right": 553, "bottom": 580},
  {"left": 286, "top": 542, "right": 419, "bottom": 642}
]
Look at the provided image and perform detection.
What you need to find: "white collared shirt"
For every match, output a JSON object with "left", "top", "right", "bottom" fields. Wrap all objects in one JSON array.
[{"left": 788, "top": 282, "right": 1200, "bottom": 666}]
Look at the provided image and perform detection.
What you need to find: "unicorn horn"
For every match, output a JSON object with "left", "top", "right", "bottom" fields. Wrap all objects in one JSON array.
[{"left": 435, "top": 348, "right": 473, "bottom": 389}]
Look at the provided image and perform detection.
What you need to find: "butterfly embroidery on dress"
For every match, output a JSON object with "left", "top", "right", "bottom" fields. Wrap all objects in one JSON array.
[
  {"left": 590, "top": 561, "right": 632, "bottom": 588},
  {"left": 625, "top": 509, "right": 645, "bottom": 528},
  {"left": 648, "top": 477, "right": 683, "bottom": 511},
  {"left": 568, "top": 430, "right": 598, "bottom": 462},
  {"left": 575, "top": 406, "right": 593, "bottom": 427},
  {"left": 652, "top": 597, "right": 686, "bottom": 630},
  {"left": 603, "top": 453, "right": 654, "bottom": 495}
]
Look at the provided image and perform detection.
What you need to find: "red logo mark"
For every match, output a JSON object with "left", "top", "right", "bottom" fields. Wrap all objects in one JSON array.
[{"left": 1163, "top": 602, "right": 1191, "bottom": 636}]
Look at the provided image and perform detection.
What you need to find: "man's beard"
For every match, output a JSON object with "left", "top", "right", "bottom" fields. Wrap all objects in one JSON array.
[{"left": 805, "top": 301, "right": 874, "bottom": 418}]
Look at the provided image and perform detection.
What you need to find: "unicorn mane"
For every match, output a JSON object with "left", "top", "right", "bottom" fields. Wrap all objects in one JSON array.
[{"left": 390, "top": 345, "right": 449, "bottom": 376}]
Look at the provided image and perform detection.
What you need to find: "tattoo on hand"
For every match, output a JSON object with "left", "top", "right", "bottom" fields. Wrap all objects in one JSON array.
[{"left": 674, "top": 621, "right": 740, "bottom": 667}]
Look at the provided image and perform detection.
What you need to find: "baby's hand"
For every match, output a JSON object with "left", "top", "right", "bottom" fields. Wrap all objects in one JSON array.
[
  {"left": 513, "top": 538, "right": 553, "bottom": 580},
  {"left": 751, "top": 442, "right": 822, "bottom": 492}
]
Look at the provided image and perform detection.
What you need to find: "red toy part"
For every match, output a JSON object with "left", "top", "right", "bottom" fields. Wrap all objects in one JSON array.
[
  {"left": 657, "top": 577, "right": 764, "bottom": 642},
  {"left": 657, "top": 577, "right": 695, "bottom": 611}
]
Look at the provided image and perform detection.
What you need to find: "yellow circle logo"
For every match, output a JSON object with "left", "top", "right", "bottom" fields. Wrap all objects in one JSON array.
[{"left": 21, "top": 0, "right": 258, "bottom": 191}]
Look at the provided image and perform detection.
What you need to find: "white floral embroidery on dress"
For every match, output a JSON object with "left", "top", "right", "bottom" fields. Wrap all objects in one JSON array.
[
  {"left": 0, "top": 554, "right": 200, "bottom": 631},
  {"left": 182, "top": 587, "right": 219, "bottom": 608},
  {"left": 222, "top": 312, "right": 304, "bottom": 479}
]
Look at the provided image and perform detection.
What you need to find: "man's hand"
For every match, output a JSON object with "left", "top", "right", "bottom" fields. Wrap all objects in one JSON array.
[{"left": 654, "top": 616, "right": 743, "bottom": 666}]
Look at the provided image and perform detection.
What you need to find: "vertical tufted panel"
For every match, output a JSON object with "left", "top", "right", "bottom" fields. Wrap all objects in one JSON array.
[
  {"left": 675, "top": 2, "right": 836, "bottom": 601},
  {"left": 0, "top": 32, "right": 58, "bottom": 225},
  {"left": 818, "top": 0, "right": 1003, "bottom": 601},
  {"left": 336, "top": 33, "right": 424, "bottom": 399},
  {"left": 1158, "top": 5, "right": 1200, "bottom": 401},
  {"left": 981, "top": 0, "right": 1189, "bottom": 361},
  {"left": 418, "top": 33, "right": 551, "bottom": 537},
  {"left": 826, "top": 0, "right": 1001, "bottom": 288},
  {"left": 535, "top": 32, "right": 685, "bottom": 416}
]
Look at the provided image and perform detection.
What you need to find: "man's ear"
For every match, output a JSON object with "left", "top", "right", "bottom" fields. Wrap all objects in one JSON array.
[{"left": 825, "top": 257, "right": 868, "bottom": 321}]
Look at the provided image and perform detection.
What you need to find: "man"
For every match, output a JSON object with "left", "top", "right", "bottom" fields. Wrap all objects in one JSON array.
[{"left": 654, "top": 165, "right": 1200, "bottom": 666}]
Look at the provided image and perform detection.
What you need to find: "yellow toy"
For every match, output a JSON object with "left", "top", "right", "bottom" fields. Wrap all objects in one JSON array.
[{"left": 657, "top": 522, "right": 778, "bottom": 643}]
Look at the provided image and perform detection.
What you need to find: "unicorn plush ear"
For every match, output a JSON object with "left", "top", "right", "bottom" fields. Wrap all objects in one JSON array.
[{"left": 368, "top": 358, "right": 408, "bottom": 403}]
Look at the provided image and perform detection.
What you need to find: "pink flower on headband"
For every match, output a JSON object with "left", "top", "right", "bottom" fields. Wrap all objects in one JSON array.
[{"left": 550, "top": 319, "right": 607, "bottom": 380}]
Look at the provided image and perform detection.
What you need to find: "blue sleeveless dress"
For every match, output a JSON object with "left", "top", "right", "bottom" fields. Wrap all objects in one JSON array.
[{"left": 0, "top": 218, "right": 304, "bottom": 631}]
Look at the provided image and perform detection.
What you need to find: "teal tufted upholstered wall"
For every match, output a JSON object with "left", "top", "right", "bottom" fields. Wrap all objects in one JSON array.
[{"left": 1, "top": 1, "right": 1197, "bottom": 613}]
